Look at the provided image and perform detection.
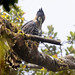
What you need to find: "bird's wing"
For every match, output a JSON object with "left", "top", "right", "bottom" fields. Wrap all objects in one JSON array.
[{"left": 21, "top": 20, "right": 39, "bottom": 35}]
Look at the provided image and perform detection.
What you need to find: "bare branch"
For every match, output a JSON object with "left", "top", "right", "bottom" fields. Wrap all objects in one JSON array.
[{"left": 24, "top": 34, "right": 61, "bottom": 45}]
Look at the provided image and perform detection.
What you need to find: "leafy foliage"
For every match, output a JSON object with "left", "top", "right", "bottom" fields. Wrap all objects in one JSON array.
[
  {"left": 0, "top": 0, "right": 18, "bottom": 12},
  {"left": 0, "top": 6, "right": 25, "bottom": 26},
  {"left": 65, "top": 31, "right": 75, "bottom": 56},
  {"left": 42, "top": 25, "right": 61, "bottom": 56},
  {"left": 67, "top": 31, "right": 75, "bottom": 44},
  {"left": 44, "top": 25, "right": 58, "bottom": 39}
]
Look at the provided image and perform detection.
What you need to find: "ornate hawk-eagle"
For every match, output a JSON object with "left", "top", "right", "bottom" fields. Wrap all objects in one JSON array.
[{"left": 21, "top": 8, "right": 45, "bottom": 36}]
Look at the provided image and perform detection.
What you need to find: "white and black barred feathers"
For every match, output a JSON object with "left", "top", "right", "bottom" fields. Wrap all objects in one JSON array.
[{"left": 21, "top": 20, "right": 41, "bottom": 36}]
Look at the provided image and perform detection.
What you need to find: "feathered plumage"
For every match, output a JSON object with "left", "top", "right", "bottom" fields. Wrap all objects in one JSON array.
[{"left": 21, "top": 8, "right": 45, "bottom": 36}]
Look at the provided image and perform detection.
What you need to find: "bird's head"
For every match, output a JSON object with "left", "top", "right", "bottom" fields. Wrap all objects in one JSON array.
[{"left": 36, "top": 8, "right": 45, "bottom": 24}]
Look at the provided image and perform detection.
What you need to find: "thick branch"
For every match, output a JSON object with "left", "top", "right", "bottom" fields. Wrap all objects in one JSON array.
[
  {"left": 24, "top": 34, "right": 61, "bottom": 45},
  {"left": 12, "top": 34, "right": 75, "bottom": 71}
]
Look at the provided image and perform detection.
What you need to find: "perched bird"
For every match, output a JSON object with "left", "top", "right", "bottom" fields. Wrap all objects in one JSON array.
[
  {"left": 6, "top": 8, "right": 45, "bottom": 69},
  {"left": 21, "top": 8, "right": 45, "bottom": 36}
]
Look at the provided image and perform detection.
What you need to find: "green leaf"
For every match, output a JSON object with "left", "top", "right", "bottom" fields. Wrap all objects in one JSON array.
[
  {"left": 65, "top": 49, "right": 69, "bottom": 55},
  {"left": 14, "top": 0, "right": 18, "bottom": 3},
  {"left": 54, "top": 32, "right": 57, "bottom": 37},
  {"left": 67, "top": 45, "right": 75, "bottom": 54},
  {"left": 47, "top": 25, "right": 54, "bottom": 33},
  {"left": 70, "top": 45, "right": 73, "bottom": 50},
  {"left": 70, "top": 31, "right": 74, "bottom": 37},
  {"left": 57, "top": 51, "right": 60, "bottom": 54},
  {"left": 67, "top": 36, "right": 71, "bottom": 40}
]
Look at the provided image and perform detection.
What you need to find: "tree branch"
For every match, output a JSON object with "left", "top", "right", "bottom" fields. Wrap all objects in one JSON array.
[
  {"left": 12, "top": 33, "right": 75, "bottom": 71},
  {"left": 0, "top": 16, "right": 75, "bottom": 72},
  {"left": 24, "top": 34, "right": 61, "bottom": 45}
]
